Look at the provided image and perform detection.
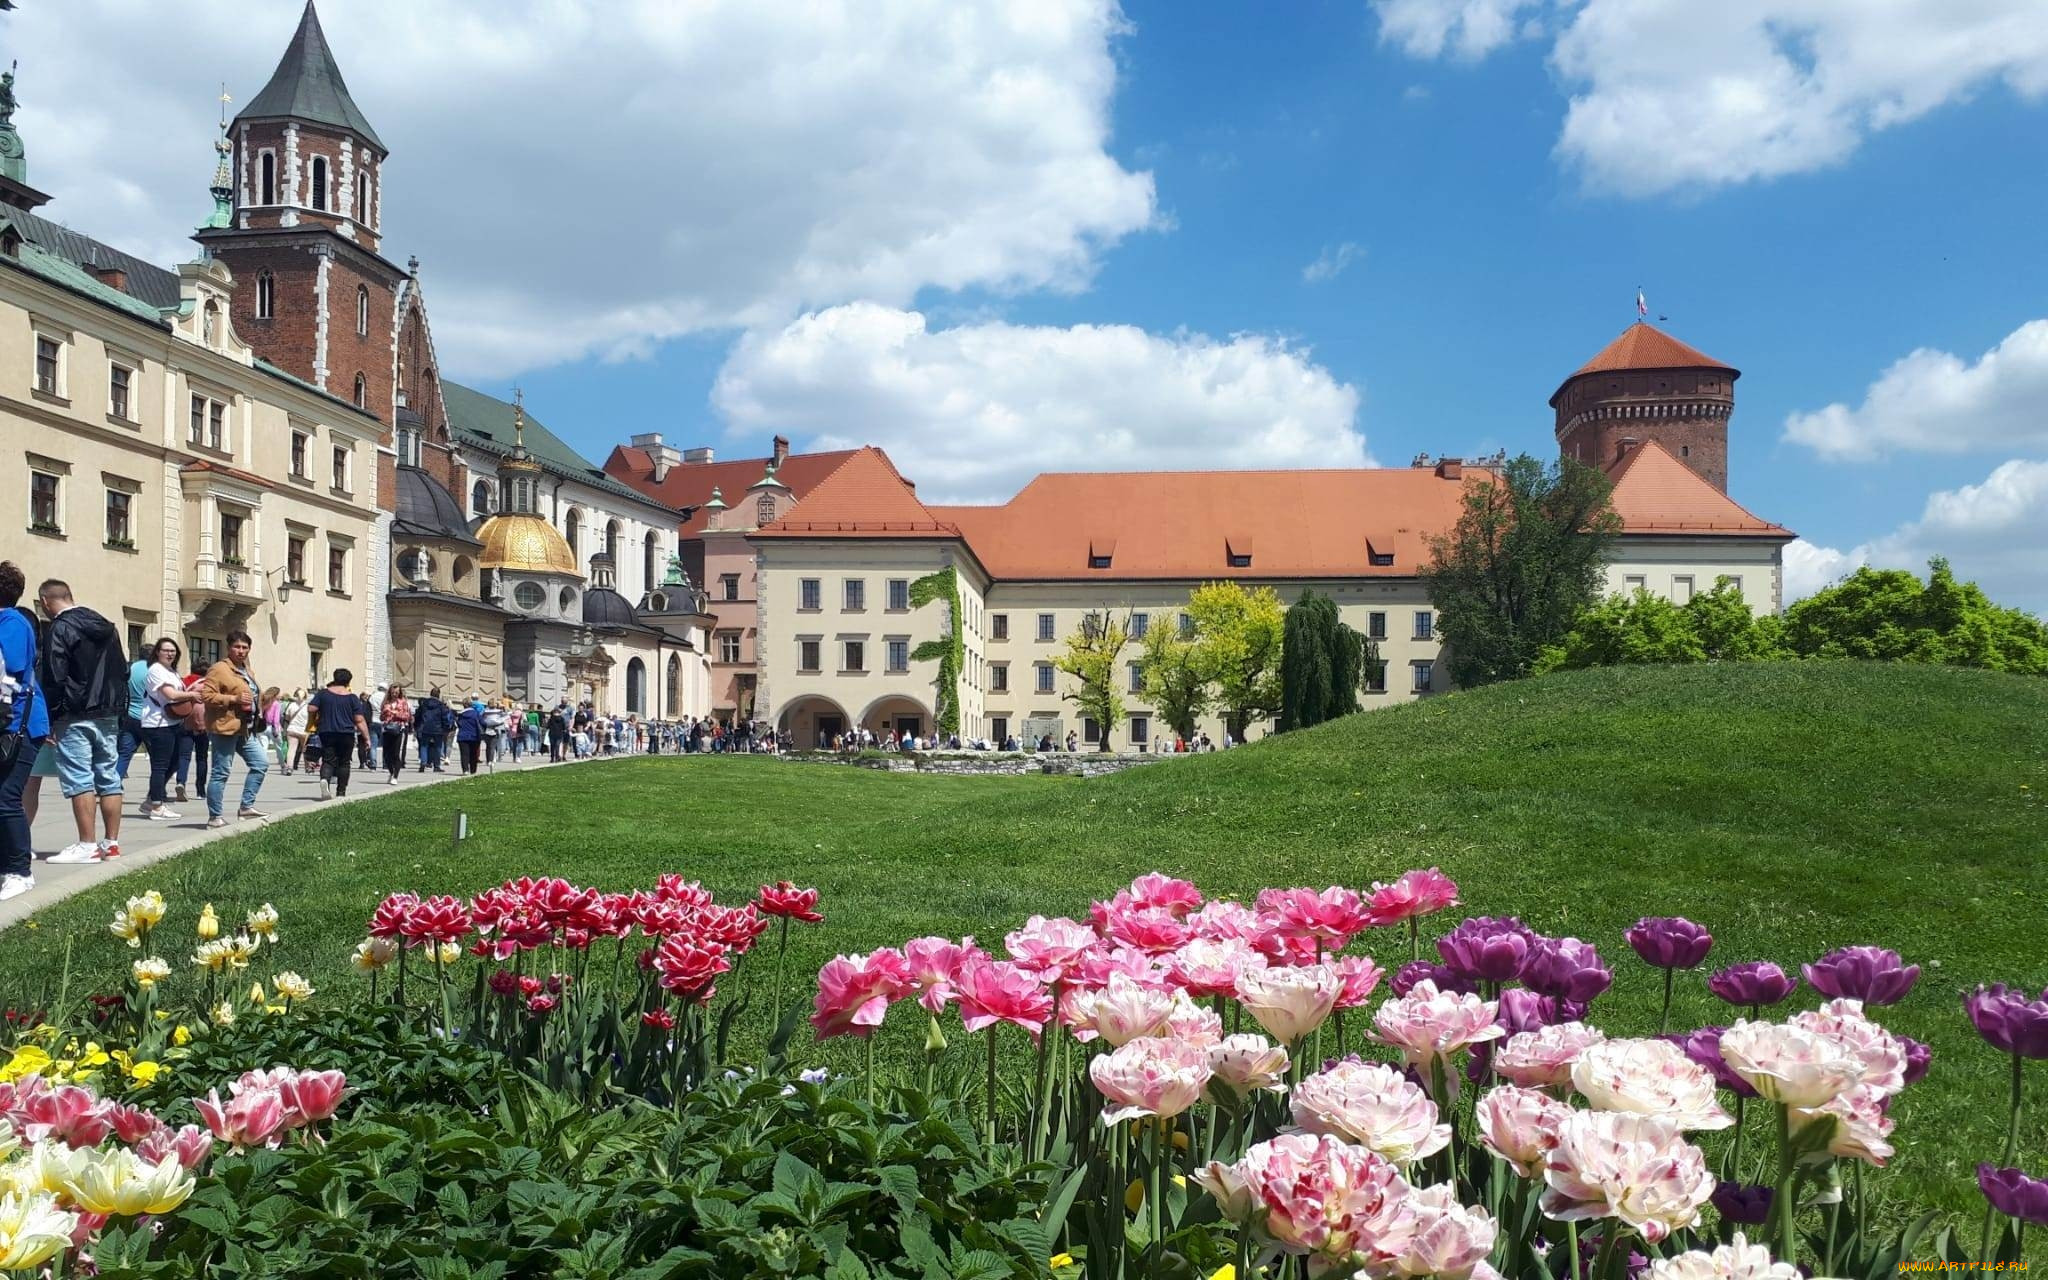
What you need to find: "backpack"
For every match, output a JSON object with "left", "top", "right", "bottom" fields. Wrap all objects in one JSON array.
[{"left": 177, "top": 681, "right": 210, "bottom": 732}]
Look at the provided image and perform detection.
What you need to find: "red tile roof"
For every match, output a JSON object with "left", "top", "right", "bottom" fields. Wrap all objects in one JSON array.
[
  {"left": 752, "top": 447, "right": 960, "bottom": 539},
  {"left": 1572, "top": 322, "right": 1734, "bottom": 378},
  {"left": 602, "top": 443, "right": 860, "bottom": 534},
  {"left": 1604, "top": 442, "right": 1792, "bottom": 538},
  {"left": 180, "top": 460, "right": 275, "bottom": 489},
  {"left": 926, "top": 466, "right": 1482, "bottom": 581}
]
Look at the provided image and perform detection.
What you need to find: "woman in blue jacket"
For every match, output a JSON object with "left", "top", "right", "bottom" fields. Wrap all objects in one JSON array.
[
  {"left": 455, "top": 698, "right": 485, "bottom": 775},
  {"left": 0, "top": 563, "right": 52, "bottom": 901}
]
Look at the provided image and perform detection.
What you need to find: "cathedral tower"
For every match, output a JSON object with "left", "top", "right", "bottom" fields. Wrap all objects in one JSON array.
[
  {"left": 196, "top": 1, "right": 401, "bottom": 423},
  {"left": 1550, "top": 322, "right": 1738, "bottom": 492}
]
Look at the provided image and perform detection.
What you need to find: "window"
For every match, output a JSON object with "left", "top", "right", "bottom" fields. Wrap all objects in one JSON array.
[
  {"left": 34, "top": 336, "right": 60, "bottom": 396},
  {"left": 1624, "top": 575, "right": 1646, "bottom": 594},
  {"left": 256, "top": 272, "right": 274, "bottom": 319},
  {"left": 397, "top": 548, "right": 431, "bottom": 585},
  {"left": 189, "top": 395, "right": 204, "bottom": 445},
  {"left": 471, "top": 479, "right": 491, "bottom": 515},
  {"left": 1412, "top": 661, "right": 1434, "bottom": 694},
  {"left": 1368, "top": 611, "right": 1387, "bottom": 641},
  {"left": 1128, "top": 662, "right": 1143, "bottom": 693},
  {"left": 209, "top": 401, "right": 225, "bottom": 450},
  {"left": 1369, "top": 549, "right": 1395, "bottom": 567},
  {"left": 353, "top": 168, "right": 368, "bottom": 222},
  {"left": 103, "top": 490, "right": 131, "bottom": 545},
  {"left": 1413, "top": 611, "right": 1434, "bottom": 641},
  {"left": 288, "top": 537, "right": 308, "bottom": 586},
  {"left": 1037, "top": 613, "right": 1056, "bottom": 642},
  {"left": 1179, "top": 614, "right": 1196, "bottom": 639},
  {"left": 721, "top": 573, "right": 741, "bottom": 602},
  {"left": 352, "top": 373, "right": 366, "bottom": 409},
  {"left": 513, "top": 581, "right": 545, "bottom": 611},
  {"left": 842, "top": 640, "right": 865, "bottom": 673},
  {"left": 843, "top": 579, "right": 865, "bottom": 611},
  {"left": 1089, "top": 554, "right": 1112, "bottom": 569},
  {"left": 718, "top": 632, "right": 742, "bottom": 664},
  {"left": 219, "top": 513, "right": 244, "bottom": 564},
  {"left": 565, "top": 509, "right": 580, "bottom": 558},
  {"left": 990, "top": 663, "right": 1008, "bottom": 693},
  {"left": 310, "top": 156, "right": 328, "bottom": 210},
  {"left": 1083, "top": 717, "right": 1100, "bottom": 744},
  {"left": 559, "top": 586, "right": 577, "bottom": 612},
  {"left": 799, "top": 640, "right": 821, "bottom": 672},
  {"left": 1035, "top": 663, "right": 1055, "bottom": 694},
  {"left": 356, "top": 286, "right": 369, "bottom": 336},
  {"left": 887, "top": 639, "right": 909, "bottom": 672},
  {"left": 888, "top": 579, "right": 909, "bottom": 611},
  {"left": 1130, "top": 612, "right": 1149, "bottom": 639},
  {"left": 1228, "top": 553, "right": 1252, "bottom": 568},
  {"left": 28, "top": 472, "right": 60, "bottom": 533},
  {"left": 1724, "top": 575, "right": 1743, "bottom": 597},
  {"left": 1365, "top": 660, "right": 1388, "bottom": 694},
  {"left": 290, "top": 431, "right": 309, "bottom": 479},
  {"left": 1680, "top": 445, "right": 1691, "bottom": 458},
  {"left": 991, "top": 717, "right": 1008, "bottom": 745},
  {"left": 1129, "top": 716, "right": 1149, "bottom": 745},
  {"left": 328, "top": 544, "right": 348, "bottom": 594},
  {"left": 799, "top": 578, "right": 821, "bottom": 611},
  {"left": 756, "top": 494, "right": 776, "bottom": 527},
  {"left": 990, "top": 613, "right": 1009, "bottom": 641},
  {"left": 331, "top": 445, "right": 351, "bottom": 492},
  {"left": 305, "top": 646, "right": 321, "bottom": 684},
  {"left": 108, "top": 364, "right": 132, "bottom": 420},
  {"left": 397, "top": 426, "right": 420, "bottom": 469},
  {"left": 259, "top": 152, "right": 276, "bottom": 205},
  {"left": 1672, "top": 575, "right": 1694, "bottom": 604}
]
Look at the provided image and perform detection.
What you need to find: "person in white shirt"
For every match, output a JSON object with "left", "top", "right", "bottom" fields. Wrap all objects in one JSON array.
[{"left": 137, "top": 637, "right": 200, "bottom": 821}]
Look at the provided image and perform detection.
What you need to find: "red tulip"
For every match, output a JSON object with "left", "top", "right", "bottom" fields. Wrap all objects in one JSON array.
[{"left": 758, "top": 881, "right": 824, "bottom": 924}]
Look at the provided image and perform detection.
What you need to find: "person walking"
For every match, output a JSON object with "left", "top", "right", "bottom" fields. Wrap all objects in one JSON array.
[
  {"left": 283, "top": 689, "right": 309, "bottom": 774},
  {"left": 309, "top": 670, "right": 368, "bottom": 799},
  {"left": 379, "top": 684, "right": 412, "bottom": 783},
  {"left": 415, "top": 686, "right": 449, "bottom": 772},
  {"left": 0, "top": 564, "right": 51, "bottom": 900},
  {"left": 36, "top": 580, "right": 128, "bottom": 864},
  {"left": 546, "top": 704, "right": 568, "bottom": 762},
  {"left": 200, "top": 629, "right": 269, "bottom": 829},
  {"left": 137, "top": 637, "right": 200, "bottom": 821},
  {"left": 174, "top": 659, "right": 210, "bottom": 803},
  {"left": 456, "top": 697, "right": 484, "bottom": 775},
  {"left": 115, "top": 648, "right": 146, "bottom": 785}
]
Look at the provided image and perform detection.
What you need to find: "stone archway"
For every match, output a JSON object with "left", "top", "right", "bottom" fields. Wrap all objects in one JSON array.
[
  {"left": 776, "top": 695, "right": 853, "bottom": 750},
  {"left": 859, "top": 694, "right": 931, "bottom": 744},
  {"left": 625, "top": 657, "right": 646, "bottom": 716}
]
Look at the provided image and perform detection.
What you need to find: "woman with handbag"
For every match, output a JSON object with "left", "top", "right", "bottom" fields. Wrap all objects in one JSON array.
[
  {"left": 379, "top": 685, "right": 412, "bottom": 783},
  {"left": 138, "top": 637, "right": 200, "bottom": 821}
]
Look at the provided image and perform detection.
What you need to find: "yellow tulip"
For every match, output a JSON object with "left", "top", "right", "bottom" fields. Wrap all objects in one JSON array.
[
  {"left": 0, "top": 1047, "right": 51, "bottom": 1084},
  {"left": 107, "top": 909, "right": 142, "bottom": 947},
  {"left": 132, "top": 956, "right": 171, "bottom": 988},
  {"left": 1124, "top": 1177, "right": 1145, "bottom": 1214},
  {"left": 1209, "top": 1267, "right": 1238, "bottom": 1280},
  {"left": 171, "top": 1024, "right": 193, "bottom": 1047},
  {"left": 0, "top": 1190, "right": 74, "bottom": 1270},
  {"left": 245, "top": 903, "right": 279, "bottom": 940},
  {"left": 126, "top": 890, "right": 166, "bottom": 930},
  {"left": 272, "top": 971, "right": 314, "bottom": 1002},
  {"left": 351, "top": 937, "right": 398, "bottom": 972},
  {"left": 219, "top": 935, "right": 259, "bottom": 969},
  {"left": 57, "top": 1148, "right": 194, "bottom": 1217},
  {"left": 196, "top": 903, "right": 220, "bottom": 940},
  {"left": 0, "top": 1119, "right": 18, "bottom": 1162},
  {"left": 125, "top": 1060, "right": 163, "bottom": 1086},
  {"left": 1049, "top": 1253, "right": 1075, "bottom": 1271},
  {"left": 211, "top": 1002, "right": 235, "bottom": 1027},
  {"left": 248, "top": 982, "right": 267, "bottom": 1006}
]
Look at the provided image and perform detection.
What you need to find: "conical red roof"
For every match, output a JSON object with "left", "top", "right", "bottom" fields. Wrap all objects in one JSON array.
[{"left": 1572, "top": 322, "right": 1733, "bottom": 378}]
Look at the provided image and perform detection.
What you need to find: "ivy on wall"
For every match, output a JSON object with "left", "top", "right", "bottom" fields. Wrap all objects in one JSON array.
[{"left": 909, "top": 567, "right": 963, "bottom": 736}]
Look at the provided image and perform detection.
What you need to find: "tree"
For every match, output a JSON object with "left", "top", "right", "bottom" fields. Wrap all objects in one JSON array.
[
  {"left": 1423, "top": 454, "right": 1620, "bottom": 688},
  {"left": 1138, "top": 611, "right": 1209, "bottom": 743},
  {"left": 1279, "top": 591, "right": 1371, "bottom": 731},
  {"left": 1780, "top": 558, "right": 2048, "bottom": 674},
  {"left": 1186, "top": 582, "right": 1285, "bottom": 740},
  {"left": 1054, "top": 610, "right": 1129, "bottom": 751}
]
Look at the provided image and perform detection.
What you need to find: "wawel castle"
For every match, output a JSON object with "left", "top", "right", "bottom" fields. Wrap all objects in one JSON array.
[{"left": 0, "top": 3, "right": 1793, "bottom": 750}]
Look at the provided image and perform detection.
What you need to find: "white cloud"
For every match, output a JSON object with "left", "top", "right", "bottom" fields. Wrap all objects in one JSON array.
[
  {"left": 1372, "top": 0, "right": 2048, "bottom": 197},
  {"left": 1302, "top": 242, "right": 1364, "bottom": 284},
  {"left": 1784, "top": 459, "right": 2048, "bottom": 612},
  {"left": 711, "top": 303, "right": 1368, "bottom": 503},
  {"left": 8, "top": 1, "right": 1157, "bottom": 377},
  {"left": 1783, "top": 319, "right": 2048, "bottom": 461},
  {"left": 1372, "top": 0, "right": 1546, "bottom": 61}
]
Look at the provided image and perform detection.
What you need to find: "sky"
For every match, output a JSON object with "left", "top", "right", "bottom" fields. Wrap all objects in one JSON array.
[{"left": 10, "top": 0, "right": 2048, "bottom": 611}]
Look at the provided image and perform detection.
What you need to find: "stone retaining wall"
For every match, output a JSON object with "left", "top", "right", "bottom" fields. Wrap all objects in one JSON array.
[{"left": 776, "top": 751, "right": 1169, "bottom": 778}]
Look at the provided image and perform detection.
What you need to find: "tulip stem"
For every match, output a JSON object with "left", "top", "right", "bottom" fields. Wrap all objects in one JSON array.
[
  {"left": 985, "top": 1027, "right": 999, "bottom": 1146},
  {"left": 1774, "top": 1101, "right": 1797, "bottom": 1266},
  {"left": 1593, "top": 1224, "right": 1620, "bottom": 1280},
  {"left": 1409, "top": 916, "right": 1419, "bottom": 964},
  {"left": 1729, "top": 1094, "right": 1746, "bottom": 1186},
  {"left": 865, "top": 1032, "right": 876, "bottom": 1107},
  {"left": 1979, "top": 1049, "right": 2024, "bottom": 1262},
  {"left": 1658, "top": 967, "right": 1674, "bottom": 1036},
  {"left": 1568, "top": 1222, "right": 1582, "bottom": 1280}
]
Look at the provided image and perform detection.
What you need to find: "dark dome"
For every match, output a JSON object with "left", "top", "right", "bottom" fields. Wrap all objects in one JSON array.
[
  {"left": 581, "top": 586, "right": 639, "bottom": 629},
  {"left": 394, "top": 467, "right": 478, "bottom": 543}
]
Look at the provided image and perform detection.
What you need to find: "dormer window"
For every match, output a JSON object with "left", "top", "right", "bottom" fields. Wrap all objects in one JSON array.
[
  {"left": 1089, "top": 554, "right": 1112, "bottom": 569},
  {"left": 756, "top": 494, "right": 776, "bottom": 526},
  {"left": 1225, "top": 533, "right": 1253, "bottom": 569},
  {"left": 310, "top": 156, "right": 328, "bottom": 210},
  {"left": 1227, "top": 553, "right": 1252, "bottom": 568},
  {"left": 397, "top": 426, "right": 421, "bottom": 469},
  {"left": 1367, "top": 540, "right": 1394, "bottom": 567}
]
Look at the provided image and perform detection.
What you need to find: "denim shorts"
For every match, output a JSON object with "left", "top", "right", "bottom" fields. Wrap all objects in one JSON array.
[{"left": 53, "top": 716, "right": 122, "bottom": 799}]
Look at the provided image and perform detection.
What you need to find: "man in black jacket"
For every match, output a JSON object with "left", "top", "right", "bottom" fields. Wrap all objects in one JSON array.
[{"left": 35, "top": 579, "right": 128, "bottom": 863}]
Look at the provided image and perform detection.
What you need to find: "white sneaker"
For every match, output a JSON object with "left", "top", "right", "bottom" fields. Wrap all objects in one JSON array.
[
  {"left": 0, "top": 874, "right": 31, "bottom": 901},
  {"left": 145, "top": 806, "right": 181, "bottom": 821},
  {"left": 48, "top": 843, "right": 104, "bottom": 865},
  {"left": 318, "top": 777, "right": 331, "bottom": 801}
]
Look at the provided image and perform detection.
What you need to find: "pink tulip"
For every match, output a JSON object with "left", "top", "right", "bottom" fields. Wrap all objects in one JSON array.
[
  {"left": 1206, "top": 1033, "right": 1290, "bottom": 1100},
  {"left": 1235, "top": 963, "right": 1341, "bottom": 1045},
  {"left": 1074, "top": 942, "right": 1166, "bottom": 989},
  {"left": 1364, "top": 868, "right": 1461, "bottom": 927},
  {"left": 1187, "top": 899, "right": 1263, "bottom": 943},
  {"left": 1291, "top": 1059, "right": 1451, "bottom": 1165},
  {"left": 1476, "top": 1084, "right": 1569, "bottom": 1176},
  {"left": 1166, "top": 992, "right": 1224, "bottom": 1045},
  {"left": 903, "top": 936, "right": 983, "bottom": 1013},
  {"left": 1646, "top": 1233, "right": 1803, "bottom": 1280},
  {"left": 398, "top": 894, "right": 472, "bottom": 948},
  {"left": 1256, "top": 886, "right": 1372, "bottom": 947},
  {"left": 1077, "top": 972, "right": 1176, "bottom": 1047},
  {"left": 1716, "top": 1021, "right": 1865, "bottom": 1109},
  {"left": 1003, "top": 916, "right": 1096, "bottom": 982},
  {"left": 1334, "top": 955, "right": 1386, "bottom": 1010},
  {"left": 1167, "top": 937, "right": 1267, "bottom": 998},
  {"left": 955, "top": 958, "right": 1054, "bottom": 1040},
  {"left": 811, "top": 949, "right": 913, "bottom": 1039},
  {"left": 136, "top": 1123, "right": 215, "bottom": 1171},
  {"left": 106, "top": 1103, "right": 164, "bottom": 1146},
  {"left": 1792, "top": 1081, "right": 1895, "bottom": 1166},
  {"left": 1235, "top": 1132, "right": 1418, "bottom": 1271},
  {"left": 1789, "top": 999, "right": 1908, "bottom": 1097},
  {"left": 1395, "top": 1184, "right": 1499, "bottom": 1280},
  {"left": 281, "top": 1070, "right": 348, "bottom": 1123},
  {"left": 1089, "top": 1036, "right": 1213, "bottom": 1125},
  {"left": 1372, "top": 979, "right": 1503, "bottom": 1075},
  {"left": 1493, "top": 1021, "right": 1606, "bottom": 1088},
  {"left": 1104, "top": 906, "right": 1192, "bottom": 954},
  {"left": 1572, "top": 1039, "right": 1734, "bottom": 1131},
  {"left": 196, "top": 1086, "right": 288, "bottom": 1150},
  {"left": 367, "top": 892, "right": 420, "bottom": 938},
  {"left": 1541, "top": 1110, "right": 1714, "bottom": 1245},
  {"left": 653, "top": 874, "right": 714, "bottom": 908},
  {"left": 1191, "top": 1158, "right": 1256, "bottom": 1220},
  {"left": 1125, "top": 872, "right": 1204, "bottom": 918}
]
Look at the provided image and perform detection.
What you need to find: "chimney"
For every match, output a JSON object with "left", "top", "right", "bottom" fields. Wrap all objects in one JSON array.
[
  {"left": 86, "top": 263, "right": 129, "bottom": 292},
  {"left": 772, "top": 435, "right": 790, "bottom": 469},
  {"left": 629, "top": 431, "right": 683, "bottom": 482},
  {"left": 1616, "top": 437, "right": 1641, "bottom": 461},
  {"left": 1435, "top": 457, "right": 1463, "bottom": 480},
  {"left": 681, "top": 446, "right": 715, "bottom": 464}
]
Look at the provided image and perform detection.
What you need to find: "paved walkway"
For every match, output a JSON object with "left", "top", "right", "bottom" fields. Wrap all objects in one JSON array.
[{"left": 3, "top": 743, "right": 615, "bottom": 931}]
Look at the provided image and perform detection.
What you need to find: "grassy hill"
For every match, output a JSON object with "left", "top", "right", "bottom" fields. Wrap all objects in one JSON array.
[{"left": 4, "top": 660, "right": 2043, "bottom": 1219}]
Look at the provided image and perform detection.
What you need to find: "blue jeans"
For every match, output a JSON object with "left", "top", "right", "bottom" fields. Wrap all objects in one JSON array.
[
  {"left": 116, "top": 713, "right": 142, "bottom": 779},
  {"left": 54, "top": 717, "right": 122, "bottom": 799},
  {"left": 206, "top": 732, "right": 268, "bottom": 819}
]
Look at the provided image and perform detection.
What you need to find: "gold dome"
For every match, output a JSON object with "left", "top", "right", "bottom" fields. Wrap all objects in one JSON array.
[{"left": 475, "top": 513, "right": 582, "bottom": 578}]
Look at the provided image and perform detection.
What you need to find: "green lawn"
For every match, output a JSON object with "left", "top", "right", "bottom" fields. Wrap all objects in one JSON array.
[{"left": 4, "top": 660, "right": 2044, "bottom": 1222}]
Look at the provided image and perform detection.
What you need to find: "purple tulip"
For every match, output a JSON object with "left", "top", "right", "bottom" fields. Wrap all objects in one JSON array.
[
  {"left": 1522, "top": 936, "right": 1614, "bottom": 1003},
  {"left": 1802, "top": 946, "right": 1919, "bottom": 1005},
  {"left": 1706, "top": 961, "right": 1797, "bottom": 1009},
  {"left": 1900, "top": 1035, "right": 1932, "bottom": 1085},
  {"left": 1495, "top": 987, "right": 1559, "bottom": 1036},
  {"left": 1436, "top": 916, "right": 1540, "bottom": 983},
  {"left": 1667, "top": 1025, "right": 1756, "bottom": 1098},
  {"left": 1625, "top": 917, "right": 1713, "bottom": 970},
  {"left": 1964, "top": 985, "right": 2048, "bottom": 1059},
  {"left": 1710, "top": 1182, "right": 1775, "bottom": 1225},
  {"left": 1391, "top": 960, "right": 1475, "bottom": 997},
  {"left": 1978, "top": 1164, "right": 2048, "bottom": 1226}
]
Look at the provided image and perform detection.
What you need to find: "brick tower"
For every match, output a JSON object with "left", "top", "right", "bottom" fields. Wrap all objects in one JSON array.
[
  {"left": 1550, "top": 322, "right": 1738, "bottom": 492},
  {"left": 195, "top": 0, "right": 401, "bottom": 424}
]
